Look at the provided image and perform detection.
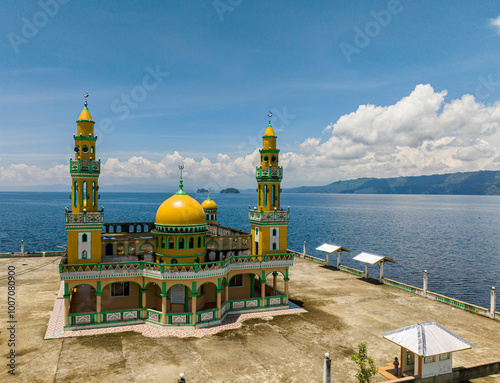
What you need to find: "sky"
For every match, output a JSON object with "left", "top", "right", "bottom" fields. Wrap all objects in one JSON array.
[{"left": 1, "top": 1, "right": 500, "bottom": 191}]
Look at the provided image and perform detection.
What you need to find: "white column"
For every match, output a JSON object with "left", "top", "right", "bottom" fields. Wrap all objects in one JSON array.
[
  {"left": 423, "top": 270, "right": 428, "bottom": 295},
  {"left": 326, "top": 252, "right": 330, "bottom": 265},
  {"left": 303, "top": 241, "right": 306, "bottom": 256},
  {"left": 337, "top": 252, "right": 341, "bottom": 269},
  {"left": 365, "top": 263, "right": 369, "bottom": 278},
  {"left": 21, "top": 239, "right": 24, "bottom": 255},
  {"left": 491, "top": 287, "right": 497, "bottom": 317},
  {"left": 379, "top": 262, "right": 384, "bottom": 282}
]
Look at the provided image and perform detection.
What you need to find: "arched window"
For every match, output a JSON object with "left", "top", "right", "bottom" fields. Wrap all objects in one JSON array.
[
  {"left": 161, "top": 237, "right": 165, "bottom": 249},
  {"left": 91, "top": 146, "right": 95, "bottom": 154},
  {"left": 263, "top": 185, "right": 268, "bottom": 207},
  {"left": 272, "top": 185, "right": 276, "bottom": 207},
  {"left": 194, "top": 257, "right": 200, "bottom": 264},
  {"left": 272, "top": 243, "right": 277, "bottom": 250},
  {"left": 168, "top": 237, "right": 174, "bottom": 249},
  {"left": 171, "top": 259, "right": 178, "bottom": 264},
  {"left": 197, "top": 237, "right": 202, "bottom": 248},
  {"left": 258, "top": 185, "right": 261, "bottom": 206},
  {"left": 82, "top": 250, "right": 88, "bottom": 259},
  {"left": 82, "top": 233, "right": 88, "bottom": 242},
  {"left": 74, "top": 181, "right": 78, "bottom": 207},
  {"left": 178, "top": 237, "right": 185, "bottom": 250},
  {"left": 272, "top": 228, "right": 277, "bottom": 236},
  {"left": 82, "top": 181, "right": 87, "bottom": 207},
  {"left": 188, "top": 237, "right": 194, "bottom": 249},
  {"left": 92, "top": 182, "right": 96, "bottom": 206}
]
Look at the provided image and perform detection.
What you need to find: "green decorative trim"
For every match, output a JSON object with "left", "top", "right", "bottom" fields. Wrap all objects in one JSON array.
[
  {"left": 74, "top": 136, "right": 97, "bottom": 142},
  {"left": 192, "top": 281, "right": 197, "bottom": 294},
  {"left": 64, "top": 282, "right": 69, "bottom": 296},
  {"left": 97, "top": 281, "right": 101, "bottom": 294}
]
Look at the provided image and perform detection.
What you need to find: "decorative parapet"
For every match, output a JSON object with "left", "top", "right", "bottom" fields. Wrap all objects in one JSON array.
[
  {"left": 248, "top": 208, "right": 290, "bottom": 223},
  {"left": 207, "top": 223, "right": 250, "bottom": 237},
  {"left": 70, "top": 159, "right": 101, "bottom": 174},
  {"left": 65, "top": 211, "right": 104, "bottom": 224},
  {"left": 59, "top": 253, "right": 294, "bottom": 280},
  {"left": 255, "top": 166, "right": 283, "bottom": 180}
]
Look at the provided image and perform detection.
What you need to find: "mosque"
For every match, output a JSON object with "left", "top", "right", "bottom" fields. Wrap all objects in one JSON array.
[{"left": 59, "top": 98, "right": 294, "bottom": 328}]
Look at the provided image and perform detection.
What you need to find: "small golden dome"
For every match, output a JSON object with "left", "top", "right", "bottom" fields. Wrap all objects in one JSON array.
[
  {"left": 77, "top": 107, "right": 93, "bottom": 122},
  {"left": 263, "top": 124, "right": 276, "bottom": 137},
  {"left": 155, "top": 189, "right": 206, "bottom": 226},
  {"left": 202, "top": 197, "right": 217, "bottom": 210}
]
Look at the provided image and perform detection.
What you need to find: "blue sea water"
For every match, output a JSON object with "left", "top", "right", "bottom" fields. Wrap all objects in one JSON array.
[{"left": 0, "top": 191, "right": 499, "bottom": 309}]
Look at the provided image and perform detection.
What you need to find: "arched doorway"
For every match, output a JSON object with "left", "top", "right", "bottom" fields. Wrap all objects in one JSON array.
[{"left": 70, "top": 284, "right": 97, "bottom": 313}]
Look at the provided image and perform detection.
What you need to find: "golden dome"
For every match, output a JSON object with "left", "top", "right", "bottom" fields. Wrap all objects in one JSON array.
[
  {"left": 155, "top": 188, "right": 206, "bottom": 226},
  {"left": 202, "top": 197, "right": 217, "bottom": 210},
  {"left": 263, "top": 124, "right": 276, "bottom": 137},
  {"left": 77, "top": 107, "right": 94, "bottom": 122}
]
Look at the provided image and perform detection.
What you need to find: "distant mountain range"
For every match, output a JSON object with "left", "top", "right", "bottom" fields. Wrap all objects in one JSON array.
[{"left": 285, "top": 171, "right": 500, "bottom": 195}]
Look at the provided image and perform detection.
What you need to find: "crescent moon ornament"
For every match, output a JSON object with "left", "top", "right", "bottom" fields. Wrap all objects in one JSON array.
[
  {"left": 83, "top": 92, "right": 89, "bottom": 107},
  {"left": 267, "top": 111, "right": 272, "bottom": 124}
]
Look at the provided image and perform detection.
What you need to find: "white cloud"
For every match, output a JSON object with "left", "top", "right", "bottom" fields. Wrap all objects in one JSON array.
[
  {"left": 490, "top": 15, "right": 500, "bottom": 35},
  {"left": 2, "top": 84, "right": 500, "bottom": 189}
]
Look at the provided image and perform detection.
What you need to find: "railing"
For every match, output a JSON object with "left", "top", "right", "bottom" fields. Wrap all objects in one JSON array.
[
  {"left": 383, "top": 278, "right": 421, "bottom": 294},
  {"left": 100, "top": 308, "right": 141, "bottom": 323},
  {"left": 164, "top": 312, "right": 194, "bottom": 325},
  {"left": 228, "top": 297, "right": 263, "bottom": 310},
  {"left": 65, "top": 211, "right": 104, "bottom": 224},
  {"left": 255, "top": 166, "right": 283, "bottom": 179},
  {"left": 145, "top": 308, "right": 163, "bottom": 324},
  {"left": 339, "top": 265, "right": 364, "bottom": 277},
  {"left": 264, "top": 295, "right": 287, "bottom": 306},
  {"left": 60, "top": 253, "right": 294, "bottom": 276},
  {"left": 196, "top": 308, "right": 219, "bottom": 323},
  {"left": 248, "top": 209, "right": 290, "bottom": 222},
  {"left": 67, "top": 312, "right": 98, "bottom": 326},
  {"left": 426, "top": 291, "right": 485, "bottom": 315},
  {"left": 70, "top": 159, "right": 100, "bottom": 173}
]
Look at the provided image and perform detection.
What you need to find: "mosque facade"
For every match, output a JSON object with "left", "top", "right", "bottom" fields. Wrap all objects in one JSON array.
[{"left": 59, "top": 101, "right": 294, "bottom": 329}]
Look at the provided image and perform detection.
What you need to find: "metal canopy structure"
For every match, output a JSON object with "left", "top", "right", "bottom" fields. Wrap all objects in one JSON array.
[
  {"left": 382, "top": 321, "right": 473, "bottom": 357},
  {"left": 315, "top": 243, "right": 350, "bottom": 268},
  {"left": 353, "top": 252, "right": 395, "bottom": 265},
  {"left": 352, "top": 252, "right": 395, "bottom": 280}
]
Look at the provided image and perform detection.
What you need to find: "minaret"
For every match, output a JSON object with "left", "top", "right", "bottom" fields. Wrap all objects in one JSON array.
[
  {"left": 249, "top": 113, "right": 290, "bottom": 255},
  {"left": 65, "top": 93, "right": 103, "bottom": 264},
  {"left": 202, "top": 190, "right": 218, "bottom": 225}
]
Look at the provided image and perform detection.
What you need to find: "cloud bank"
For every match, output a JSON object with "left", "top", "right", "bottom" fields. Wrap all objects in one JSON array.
[{"left": 2, "top": 84, "right": 500, "bottom": 190}]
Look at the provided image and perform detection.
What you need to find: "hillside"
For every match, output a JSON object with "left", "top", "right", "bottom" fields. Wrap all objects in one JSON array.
[{"left": 285, "top": 170, "right": 500, "bottom": 195}]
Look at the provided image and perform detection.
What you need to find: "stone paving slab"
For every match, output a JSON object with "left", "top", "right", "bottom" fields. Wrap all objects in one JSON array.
[{"left": 44, "top": 282, "right": 307, "bottom": 339}]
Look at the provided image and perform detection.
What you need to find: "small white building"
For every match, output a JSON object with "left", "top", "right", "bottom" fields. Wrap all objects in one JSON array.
[{"left": 382, "top": 321, "right": 473, "bottom": 381}]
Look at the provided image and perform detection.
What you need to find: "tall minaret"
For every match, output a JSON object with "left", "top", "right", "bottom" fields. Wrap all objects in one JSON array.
[
  {"left": 249, "top": 113, "right": 290, "bottom": 255},
  {"left": 65, "top": 93, "right": 103, "bottom": 264}
]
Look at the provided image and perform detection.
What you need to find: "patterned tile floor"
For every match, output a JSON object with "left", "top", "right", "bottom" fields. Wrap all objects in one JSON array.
[{"left": 44, "top": 282, "right": 307, "bottom": 339}]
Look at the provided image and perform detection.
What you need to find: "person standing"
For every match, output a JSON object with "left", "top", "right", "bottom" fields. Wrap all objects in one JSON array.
[{"left": 393, "top": 357, "right": 400, "bottom": 377}]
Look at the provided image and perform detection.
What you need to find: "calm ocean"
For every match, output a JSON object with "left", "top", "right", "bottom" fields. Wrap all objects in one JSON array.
[{"left": 0, "top": 191, "right": 499, "bottom": 309}]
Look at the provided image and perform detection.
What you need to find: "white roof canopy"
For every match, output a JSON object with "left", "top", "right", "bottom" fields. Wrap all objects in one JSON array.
[
  {"left": 382, "top": 321, "right": 473, "bottom": 357},
  {"left": 315, "top": 244, "right": 350, "bottom": 253},
  {"left": 353, "top": 252, "right": 395, "bottom": 265}
]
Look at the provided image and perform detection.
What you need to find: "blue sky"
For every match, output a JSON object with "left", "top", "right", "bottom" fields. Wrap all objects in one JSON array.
[{"left": 1, "top": 1, "right": 500, "bottom": 191}]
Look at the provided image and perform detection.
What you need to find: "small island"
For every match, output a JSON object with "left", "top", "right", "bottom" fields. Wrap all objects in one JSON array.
[
  {"left": 220, "top": 188, "right": 240, "bottom": 194},
  {"left": 196, "top": 188, "right": 209, "bottom": 193}
]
